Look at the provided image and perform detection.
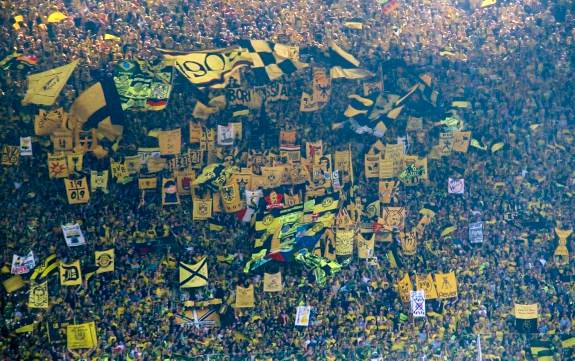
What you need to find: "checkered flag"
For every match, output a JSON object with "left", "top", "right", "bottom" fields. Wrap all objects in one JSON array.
[{"left": 237, "top": 40, "right": 307, "bottom": 85}]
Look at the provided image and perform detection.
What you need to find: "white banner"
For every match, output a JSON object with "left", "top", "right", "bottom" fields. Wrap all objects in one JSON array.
[
  {"left": 469, "top": 221, "right": 484, "bottom": 243},
  {"left": 20, "top": 137, "right": 33, "bottom": 156},
  {"left": 295, "top": 306, "right": 313, "bottom": 326},
  {"left": 217, "top": 124, "right": 234, "bottom": 146},
  {"left": 448, "top": 178, "right": 465, "bottom": 194},
  {"left": 410, "top": 290, "right": 426, "bottom": 318},
  {"left": 11, "top": 251, "right": 35, "bottom": 274},
  {"left": 61, "top": 224, "right": 86, "bottom": 247}
]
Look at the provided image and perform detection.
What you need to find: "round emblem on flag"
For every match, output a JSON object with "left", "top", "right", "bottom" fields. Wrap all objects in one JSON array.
[
  {"left": 97, "top": 254, "right": 112, "bottom": 267},
  {"left": 263, "top": 214, "right": 274, "bottom": 226},
  {"left": 321, "top": 197, "right": 333, "bottom": 208}
]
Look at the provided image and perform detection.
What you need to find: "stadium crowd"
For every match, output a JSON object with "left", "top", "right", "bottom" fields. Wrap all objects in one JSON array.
[{"left": 1, "top": 0, "right": 574, "bottom": 360}]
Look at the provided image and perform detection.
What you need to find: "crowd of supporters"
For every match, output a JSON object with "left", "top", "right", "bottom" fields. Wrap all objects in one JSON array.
[{"left": 1, "top": 0, "right": 574, "bottom": 360}]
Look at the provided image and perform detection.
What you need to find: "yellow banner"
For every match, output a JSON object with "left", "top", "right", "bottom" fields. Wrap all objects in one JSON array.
[
  {"left": 1, "top": 145, "right": 19, "bottom": 166},
  {"left": 48, "top": 153, "right": 68, "bottom": 178},
  {"left": 415, "top": 274, "right": 438, "bottom": 300},
  {"left": 379, "top": 180, "right": 398, "bottom": 204},
  {"left": 59, "top": 260, "right": 83, "bottom": 286},
  {"left": 263, "top": 272, "right": 283, "bottom": 292},
  {"left": 381, "top": 207, "right": 405, "bottom": 231},
  {"left": 434, "top": 271, "right": 458, "bottom": 299},
  {"left": 397, "top": 274, "right": 413, "bottom": 303},
  {"left": 67, "top": 322, "right": 97, "bottom": 350},
  {"left": 221, "top": 182, "right": 242, "bottom": 213},
  {"left": 172, "top": 49, "right": 252, "bottom": 86},
  {"left": 95, "top": 249, "right": 114, "bottom": 274},
  {"left": 35, "top": 108, "right": 66, "bottom": 135},
  {"left": 364, "top": 153, "right": 380, "bottom": 178},
  {"left": 138, "top": 177, "right": 157, "bottom": 190},
  {"left": 452, "top": 131, "right": 471, "bottom": 153},
  {"left": 312, "top": 67, "right": 331, "bottom": 105},
  {"left": 66, "top": 152, "right": 84, "bottom": 173},
  {"left": 90, "top": 170, "right": 109, "bottom": 193},
  {"left": 514, "top": 303, "right": 538, "bottom": 319},
  {"left": 335, "top": 229, "right": 354, "bottom": 256},
  {"left": 28, "top": 281, "right": 49, "bottom": 309},
  {"left": 64, "top": 178, "right": 90, "bottom": 204},
  {"left": 159, "top": 129, "right": 182, "bottom": 155},
  {"left": 23, "top": 60, "right": 79, "bottom": 106},
  {"left": 179, "top": 257, "right": 208, "bottom": 288},
  {"left": 235, "top": 284, "right": 255, "bottom": 308},
  {"left": 400, "top": 230, "right": 417, "bottom": 255},
  {"left": 299, "top": 91, "right": 320, "bottom": 112},
  {"left": 193, "top": 198, "right": 212, "bottom": 220},
  {"left": 357, "top": 233, "right": 374, "bottom": 259}
]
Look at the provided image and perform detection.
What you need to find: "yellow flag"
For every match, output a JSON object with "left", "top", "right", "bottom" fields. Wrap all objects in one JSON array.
[
  {"left": 171, "top": 49, "right": 252, "bottom": 86},
  {"left": 514, "top": 303, "right": 538, "bottom": 319},
  {"left": 1, "top": 145, "right": 19, "bottom": 166},
  {"left": 138, "top": 177, "right": 157, "bottom": 190},
  {"left": 481, "top": 0, "right": 496, "bottom": 7},
  {"left": 47, "top": 153, "right": 68, "bottom": 178},
  {"left": 64, "top": 178, "right": 90, "bottom": 204},
  {"left": 47, "top": 11, "right": 67, "bottom": 23},
  {"left": 179, "top": 257, "right": 208, "bottom": 288},
  {"left": 158, "top": 129, "right": 182, "bottom": 155},
  {"left": 103, "top": 34, "right": 121, "bottom": 41},
  {"left": 28, "top": 281, "right": 49, "bottom": 309},
  {"left": 59, "top": 260, "right": 83, "bottom": 286},
  {"left": 335, "top": 229, "right": 354, "bottom": 256},
  {"left": 381, "top": 207, "right": 406, "bottom": 231},
  {"left": 67, "top": 322, "right": 97, "bottom": 349},
  {"left": 263, "top": 272, "right": 283, "bottom": 292},
  {"left": 235, "top": 284, "right": 255, "bottom": 308},
  {"left": 440, "top": 225, "right": 457, "bottom": 237},
  {"left": 434, "top": 271, "right": 458, "bottom": 299},
  {"left": 90, "top": 170, "right": 109, "bottom": 193},
  {"left": 34, "top": 108, "right": 65, "bottom": 135},
  {"left": 357, "top": 233, "right": 374, "bottom": 259},
  {"left": 415, "top": 274, "right": 438, "bottom": 300},
  {"left": 22, "top": 60, "right": 79, "bottom": 106},
  {"left": 193, "top": 198, "right": 212, "bottom": 220},
  {"left": 397, "top": 274, "right": 413, "bottom": 303},
  {"left": 400, "top": 230, "right": 417, "bottom": 256},
  {"left": 66, "top": 152, "right": 84, "bottom": 173},
  {"left": 452, "top": 131, "right": 471, "bottom": 153},
  {"left": 95, "top": 249, "right": 114, "bottom": 274},
  {"left": 220, "top": 182, "right": 242, "bottom": 213},
  {"left": 3, "top": 275, "right": 25, "bottom": 293},
  {"left": 300, "top": 91, "right": 320, "bottom": 112}
]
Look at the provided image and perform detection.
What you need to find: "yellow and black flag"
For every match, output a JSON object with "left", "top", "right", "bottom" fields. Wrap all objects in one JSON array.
[
  {"left": 59, "top": 260, "right": 83, "bottom": 286},
  {"left": 28, "top": 281, "right": 49, "bottom": 309},
  {"left": 95, "top": 249, "right": 114, "bottom": 274},
  {"left": 70, "top": 78, "right": 125, "bottom": 142},
  {"left": 180, "top": 257, "right": 208, "bottom": 288},
  {"left": 327, "top": 42, "right": 372, "bottom": 79},
  {"left": 30, "top": 254, "right": 59, "bottom": 281},
  {"left": 237, "top": 40, "right": 307, "bottom": 85},
  {"left": 22, "top": 60, "right": 79, "bottom": 105}
]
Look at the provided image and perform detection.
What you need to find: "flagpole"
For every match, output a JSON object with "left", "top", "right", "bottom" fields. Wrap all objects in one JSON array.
[{"left": 476, "top": 334, "right": 482, "bottom": 361}]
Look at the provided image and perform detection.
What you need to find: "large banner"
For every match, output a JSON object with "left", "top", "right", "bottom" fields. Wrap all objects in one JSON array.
[
  {"left": 113, "top": 60, "right": 173, "bottom": 111},
  {"left": 171, "top": 49, "right": 252, "bottom": 86}
]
